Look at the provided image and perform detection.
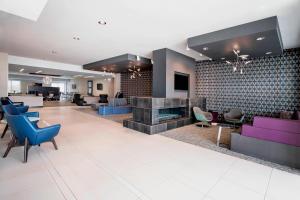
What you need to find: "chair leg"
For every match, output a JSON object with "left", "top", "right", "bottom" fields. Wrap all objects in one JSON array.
[
  {"left": 3, "top": 136, "right": 16, "bottom": 158},
  {"left": 51, "top": 138, "right": 58, "bottom": 150},
  {"left": 24, "top": 138, "right": 30, "bottom": 163},
  {"left": 0, "top": 112, "right": 3, "bottom": 120},
  {"left": 1, "top": 124, "right": 8, "bottom": 139}
]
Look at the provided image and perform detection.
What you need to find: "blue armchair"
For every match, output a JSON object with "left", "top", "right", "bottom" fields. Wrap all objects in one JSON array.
[
  {"left": 1, "top": 104, "right": 39, "bottom": 138},
  {"left": 3, "top": 112, "right": 61, "bottom": 162},
  {"left": 1, "top": 97, "right": 29, "bottom": 113}
]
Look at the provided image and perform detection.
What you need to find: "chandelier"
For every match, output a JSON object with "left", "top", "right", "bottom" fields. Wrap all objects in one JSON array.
[
  {"left": 128, "top": 66, "right": 141, "bottom": 79},
  {"left": 225, "top": 49, "right": 251, "bottom": 74},
  {"left": 43, "top": 76, "right": 53, "bottom": 84}
]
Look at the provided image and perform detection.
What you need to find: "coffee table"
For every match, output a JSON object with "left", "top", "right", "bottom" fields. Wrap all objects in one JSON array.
[{"left": 211, "top": 123, "right": 235, "bottom": 147}]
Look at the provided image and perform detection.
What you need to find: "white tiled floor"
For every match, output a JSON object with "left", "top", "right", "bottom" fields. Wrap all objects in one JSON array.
[{"left": 0, "top": 107, "right": 300, "bottom": 200}]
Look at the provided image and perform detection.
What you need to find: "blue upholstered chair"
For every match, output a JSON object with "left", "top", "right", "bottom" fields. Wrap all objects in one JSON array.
[
  {"left": 0, "top": 97, "right": 29, "bottom": 113},
  {"left": 3, "top": 106, "right": 61, "bottom": 162},
  {"left": 1, "top": 104, "right": 39, "bottom": 138}
]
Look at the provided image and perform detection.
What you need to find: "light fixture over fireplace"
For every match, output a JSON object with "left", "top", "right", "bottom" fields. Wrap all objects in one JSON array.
[{"left": 225, "top": 49, "right": 251, "bottom": 74}]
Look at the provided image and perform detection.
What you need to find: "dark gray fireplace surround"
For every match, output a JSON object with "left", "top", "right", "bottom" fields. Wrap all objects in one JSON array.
[{"left": 123, "top": 97, "right": 206, "bottom": 134}]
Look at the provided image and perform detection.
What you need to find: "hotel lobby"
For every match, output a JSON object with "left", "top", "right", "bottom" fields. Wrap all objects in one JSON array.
[{"left": 0, "top": 0, "right": 300, "bottom": 200}]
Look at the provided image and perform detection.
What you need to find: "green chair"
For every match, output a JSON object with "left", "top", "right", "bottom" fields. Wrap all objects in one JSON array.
[{"left": 193, "top": 107, "right": 213, "bottom": 127}]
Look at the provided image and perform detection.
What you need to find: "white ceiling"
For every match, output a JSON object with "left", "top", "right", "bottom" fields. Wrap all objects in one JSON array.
[
  {"left": 9, "top": 64, "right": 113, "bottom": 79},
  {"left": 0, "top": 0, "right": 299, "bottom": 65},
  {"left": 0, "top": 0, "right": 48, "bottom": 21}
]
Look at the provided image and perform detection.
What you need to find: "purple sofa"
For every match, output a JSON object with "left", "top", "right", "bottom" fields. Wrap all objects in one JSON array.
[
  {"left": 242, "top": 117, "right": 300, "bottom": 146},
  {"left": 231, "top": 116, "right": 300, "bottom": 168}
]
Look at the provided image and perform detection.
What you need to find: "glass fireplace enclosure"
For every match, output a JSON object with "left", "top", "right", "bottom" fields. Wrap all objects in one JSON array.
[{"left": 132, "top": 98, "right": 189, "bottom": 125}]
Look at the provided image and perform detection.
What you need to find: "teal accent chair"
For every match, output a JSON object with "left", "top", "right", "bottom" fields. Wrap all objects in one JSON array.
[{"left": 193, "top": 107, "right": 213, "bottom": 127}]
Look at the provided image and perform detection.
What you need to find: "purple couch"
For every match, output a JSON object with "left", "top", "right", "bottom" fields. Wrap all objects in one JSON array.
[
  {"left": 231, "top": 116, "right": 300, "bottom": 168},
  {"left": 242, "top": 117, "right": 300, "bottom": 147}
]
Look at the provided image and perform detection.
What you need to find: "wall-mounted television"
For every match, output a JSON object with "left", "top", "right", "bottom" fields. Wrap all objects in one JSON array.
[{"left": 174, "top": 72, "right": 189, "bottom": 91}]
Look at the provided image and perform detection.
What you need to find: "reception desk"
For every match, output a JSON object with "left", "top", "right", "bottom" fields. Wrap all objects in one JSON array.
[
  {"left": 9, "top": 96, "right": 44, "bottom": 107},
  {"left": 83, "top": 96, "right": 100, "bottom": 104}
]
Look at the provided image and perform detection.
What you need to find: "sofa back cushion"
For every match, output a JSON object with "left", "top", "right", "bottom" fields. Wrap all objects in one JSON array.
[
  {"left": 109, "top": 98, "right": 127, "bottom": 107},
  {"left": 253, "top": 117, "right": 300, "bottom": 134},
  {"left": 242, "top": 124, "right": 300, "bottom": 147}
]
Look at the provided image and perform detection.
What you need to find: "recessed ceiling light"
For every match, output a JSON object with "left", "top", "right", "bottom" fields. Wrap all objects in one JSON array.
[
  {"left": 73, "top": 37, "right": 80, "bottom": 40},
  {"left": 36, "top": 70, "right": 42, "bottom": 73},
  {"left": 239, "top": 55, "right": 249, "bottom": 60},
  {"left": 221, "top": 57, "right": 225, "bottom": 60},
  {"left": 209, "top": 58, "right": 212, "bottom": 61},
  {"left": 84, "top": 75, "right": 94, "bottom": 78},
  {"left": 98, "top": 20, "right": 107, "bottom": 25},
  {"left": 73, "top": 75, "right": 82, "bottom": 78},
  {"left": 19, "top": 68, "right": 24, "bottom": 72},
  {"left": 266, "top": 51, "right": 272, "bottom": 55},
  {"left": 203, "top": 47, "right": 208, "bottom": 51},
  {"left": 256, "top": 37, "right": 265, "bottom": 41}
]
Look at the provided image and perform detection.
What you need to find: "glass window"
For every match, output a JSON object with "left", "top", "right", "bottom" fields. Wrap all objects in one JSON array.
[
  {"left": 8, "top": 80, "right": 21, "bottom": 93},
  {"left": 51, "top": 82, "right": 66, "bottom": 93}
]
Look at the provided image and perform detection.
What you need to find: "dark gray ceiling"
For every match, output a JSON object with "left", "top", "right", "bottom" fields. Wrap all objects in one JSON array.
[
  {"left": 83, "top": 54, "right": 152, "bottom": 73},
  {"left": 187, "top": 16, "right": 283, "bottom": 61}
]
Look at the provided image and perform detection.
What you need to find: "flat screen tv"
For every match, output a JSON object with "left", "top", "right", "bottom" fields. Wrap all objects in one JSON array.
[{"left": 174, "top": 73, "right": 189, "bottom": 91}]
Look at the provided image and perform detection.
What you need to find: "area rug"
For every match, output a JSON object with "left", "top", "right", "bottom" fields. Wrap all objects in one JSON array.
[{"left": 160, "top": 124, "right": 300, "bottom": 175}]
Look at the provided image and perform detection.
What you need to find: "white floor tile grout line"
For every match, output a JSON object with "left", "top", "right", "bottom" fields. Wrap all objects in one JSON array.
[
  {"left": 201, "top": 158, "right": 238, "bottom": 199},
  {"left": 39, "top": 120, "right": 78, "bottom": 200},
  {"left": 42, "top": 118, "right": 146, "bottom": 200},
  {"left": 61, "top": 135, "right": 151, "bottom": 200},
  {"left": 37, "top": 149, "right": 70, "bottom": 200},
  {"left": 38, "top": 149, "right": 78, "bottom": 200},
  {"left": 90, "top": 158, "right": 151, "bottom": 200},
  {"left": 264, "top": 168, "right": 274, "bottom": 200}
]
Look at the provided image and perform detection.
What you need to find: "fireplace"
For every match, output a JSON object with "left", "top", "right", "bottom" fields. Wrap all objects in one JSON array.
[{"left": 123, "top": 97, "right": 206, "bottom": 134}]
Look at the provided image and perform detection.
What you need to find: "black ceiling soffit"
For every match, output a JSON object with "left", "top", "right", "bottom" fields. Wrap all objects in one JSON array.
[
  {"left": 83, "top": 54, "right": 152, "bottom": 73},
  {"left": 29, "top": 73, "right": 61, "bottom": 77},
  {"left": 187, "top": 16, "right": 283, "bottom": 61}
]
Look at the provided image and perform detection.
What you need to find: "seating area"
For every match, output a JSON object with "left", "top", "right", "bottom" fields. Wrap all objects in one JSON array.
[
  {"left": 0, "top": 99, "right": 61, "bottom": 162},
  {"left": 1, "top": 1, "right": 300, "bottom": 199},
  {"left": 98, "top": 98, "right": 132, "bottom": 115}
]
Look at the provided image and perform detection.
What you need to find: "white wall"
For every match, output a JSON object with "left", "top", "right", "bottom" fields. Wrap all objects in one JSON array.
[
  {"left": 67, "top": 78, "right": 114, "bottom": 97},
  {"left": 20, "top": 80, "right": 35, "bottom": 93},
  {"left": 67, "top": 78, "right": 87, "bottom": 94},
  {"left": 93, "top": 79, "right": 114, "bottom": 97},
  {"left": 0, "top": 53, "right": 8, "bottom": 97},
  {"left": 114, "top": 73, "right": 121, "bottom": 94}
]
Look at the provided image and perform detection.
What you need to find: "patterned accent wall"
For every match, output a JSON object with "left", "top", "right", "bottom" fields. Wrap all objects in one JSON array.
[
  {"left": 195, "top": 48, "right": 300, "bottom": 121},
  {"left": 121, "top": 70, "right": 152, "bottom": 101}
]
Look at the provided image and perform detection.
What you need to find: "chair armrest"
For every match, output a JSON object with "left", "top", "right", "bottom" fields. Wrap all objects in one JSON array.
[
  {"left": 16, "top": 106, "right": 29, "bottom": 113},
  {"left": 22, "top": 112, "right": 39, "bottom": 118},
  {"left": 37, "top": 124, "right": 61, "bottom": 134},
  {"left": 35, "top": 124, "right": 61, "bottom": 144},
  {"left": 13, "top": 102, "right": 25, "bottom": 106}
]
